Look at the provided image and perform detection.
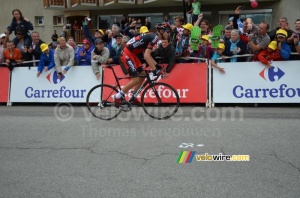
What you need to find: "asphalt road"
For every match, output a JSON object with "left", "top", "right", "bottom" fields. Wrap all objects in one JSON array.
[{"left": 0, "top": 105, "right": 299, "bottom": 198}]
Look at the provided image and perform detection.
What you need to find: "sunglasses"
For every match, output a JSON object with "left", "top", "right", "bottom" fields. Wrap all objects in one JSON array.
[
  {"left": 96, "top": 43, "right": 103, "bottom": 45},
  {"left": 83, "top": 43, "right": 90, "bottom": 45}
]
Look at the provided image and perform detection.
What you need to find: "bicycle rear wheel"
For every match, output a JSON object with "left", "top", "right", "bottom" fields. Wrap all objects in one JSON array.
[
  {"left": 141, "top": 82, "right": 180, "bottom": 120},
  {"left": 86, "top": 84, "right": 121, "bottom": 120}
]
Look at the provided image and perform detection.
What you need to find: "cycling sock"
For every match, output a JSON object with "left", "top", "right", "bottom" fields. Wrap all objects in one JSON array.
[{"left": 116, "top": 90, "right": 125, "bottom": 99}]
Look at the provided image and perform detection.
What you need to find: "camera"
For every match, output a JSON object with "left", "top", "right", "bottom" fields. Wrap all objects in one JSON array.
[{"left": 294, "top": 33, "right": 299, "bottom": 39}]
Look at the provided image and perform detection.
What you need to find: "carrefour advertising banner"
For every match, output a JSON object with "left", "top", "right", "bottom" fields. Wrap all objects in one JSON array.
[
  {"left": 213, "top": 61, "right": 300, "bottom": 103},
  {"left": 10, "top": 66, "right": 100, "bottom": 102},
  {"left": 103, "top": 63, "right": 208, "bottom": 103}
]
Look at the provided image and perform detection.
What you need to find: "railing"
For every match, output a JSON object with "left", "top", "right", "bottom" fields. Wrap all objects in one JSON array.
[
  {"left": 71, "top": 0, "right": 98, "bottom": 6},
  {"left": 43, "top": 0, "right": 67, "bottom": 7}
]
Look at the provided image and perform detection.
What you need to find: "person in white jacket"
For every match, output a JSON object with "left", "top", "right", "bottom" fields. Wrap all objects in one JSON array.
[
  {"left": 91, "top": 39, "right": 109, "bottom": 80},
  {"left": 54, "top": 37, "right": 74, "bottom": 79}
]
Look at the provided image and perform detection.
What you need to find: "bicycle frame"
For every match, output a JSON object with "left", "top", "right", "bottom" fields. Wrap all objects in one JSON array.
[{"left": 105, "top": 65, "right": 161, "bottom": 103}]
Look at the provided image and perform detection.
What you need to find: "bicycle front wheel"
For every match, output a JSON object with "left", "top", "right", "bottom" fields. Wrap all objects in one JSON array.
[
  {"left": 141, "top": 82, "right": 180, "bottom": 120},
  {"left": 86, "top": 84, "right": 121, "bottom": 120}
]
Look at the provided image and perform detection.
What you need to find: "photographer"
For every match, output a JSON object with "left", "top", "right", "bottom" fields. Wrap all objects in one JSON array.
[{"left": 83, "top": 17, "right": 104, "bottom": 45}]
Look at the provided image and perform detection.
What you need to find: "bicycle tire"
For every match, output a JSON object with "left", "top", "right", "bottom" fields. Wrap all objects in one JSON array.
[
  {"left": 141, "top": 82, "right": 180, "bottom": 120},
  {"left": 86, "top": 84, "right": 121, "bottom": 120}
]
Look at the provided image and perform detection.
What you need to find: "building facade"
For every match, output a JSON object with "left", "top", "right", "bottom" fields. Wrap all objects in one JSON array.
[{"left": 0, "top": 0, "right": 299, "bottom": 44}]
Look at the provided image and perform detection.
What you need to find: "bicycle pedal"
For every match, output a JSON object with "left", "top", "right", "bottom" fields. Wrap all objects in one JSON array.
[{"left": 120, "top": 101, "right": 132, "bottom": 112}]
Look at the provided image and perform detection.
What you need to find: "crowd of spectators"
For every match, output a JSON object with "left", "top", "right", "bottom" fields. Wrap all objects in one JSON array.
[{"left": 1, "top": 4, "right": 300, "bottom": 78}]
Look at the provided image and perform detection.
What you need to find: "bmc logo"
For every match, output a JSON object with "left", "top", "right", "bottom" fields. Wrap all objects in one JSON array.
[
  {"left": 46, "top": 71, "right": 65, "bottom": 84},
  {"left": 259, "top": 66, "right": 285, "bottom": 82}
]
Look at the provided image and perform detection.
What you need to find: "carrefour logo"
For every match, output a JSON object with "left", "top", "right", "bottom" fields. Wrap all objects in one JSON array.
[
  {"left": 259, "top": 66, "right": 285, "bottom": 82},
  {"left": 46, "top": 71, "right": 65, "bottom": 84}
]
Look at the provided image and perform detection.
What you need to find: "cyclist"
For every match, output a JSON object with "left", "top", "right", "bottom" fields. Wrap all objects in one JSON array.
[{"left": 114, "top": 23, "right": 170, "bottom": 108}]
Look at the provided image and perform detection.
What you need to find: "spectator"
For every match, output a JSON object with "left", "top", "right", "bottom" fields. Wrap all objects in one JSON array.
[
  {"left": 83, "top": 17, "right": 104, "bottom": 45},
  {"left": 107, "top": 34, "right": 123, "bottom": 64},
  {"left": 26, "top": 31, "right": 45, "bottom": 66},
  {"left": 124, "top": 20, "right": 141, "bottom": 38},
  {"left": 191, "top": 0, "right": 201, "bottom": 24},
  {"left": 175, "top": 23, "right": 193, "bottom": 63},
  {"left": 268, "top": 17, "right": 293, "bottom": 41},
  {"left": 194, "top": 14, "right": 212, "bottom": 35},
  {"left": 54, "top": 37, "right": 74, "bottom": 79},
  {"left": 103, "top": 24, "right": 120, "bottom": 51},
  {"left": 75, "top": 38, "right": 94, "bottom": 66},
  {"left": 221, "top": 25, "right": 233, "bottom": 44},
  {"left": 13, "top": 28, "right": 31, "bottom": 63},
  {"left": 228, "top": 17, "right": 234, "bottom": 28},
  {"left": 164, "top": 16, "right": 172, "bottom": 24},
  {"left": 4, "top": 41, "right": 22, "bottom": 70},
  {"left": 257, "top": 41, "right": 281, "bottom": 68},
  {"left": 247, "top": 22, "right": 270, "bottom": 61},
  {"left": 8, "top": 9, "right": 33, "bottom": 48},
  {"left": 224, "top": 29, "right": 247, "bottom": 62},
  {"left": 291, "top": 19, "right": 300, "bottom": 59},
  {"left": 120, "top": 15, "right": 128, "bottom": 31},
  {"left": 51, "top": 30, "right": 58, "bottom": 48},
  {"left": 211, "top": 43, "right": 226, "bottom": 74},
  {"left": 72, "top": 21, "right": 80, "bottom": 30},
  {"left": 91, "top": 39, "right": 109, "bottom": 80},
  {"left": 145, "top": 17, "right": 151, "bottom": 30},
  {"left": 37, "top": 43, "right": 55, "bottom": 77},
  {"left": 67, "top": 36, "right": 79, "bottom": 54},
  {"left": 0, "top": 33, "right": 6, "bottom": 63},
  {"left": 113, "top": 18, "right": 121, "bottom": 27},
  {"left": 192, "top": 35, "right": 214, "bottom": 63},
  {"left": 151, "top": 37, "right": 175, "bottom": 77},
  {"left": 276, "top": 29, "right": 291, "bottom": 60},
  {"left": 170, "top": 16, "right": 184, "bottom": 47},
  {"left": 186, "top": 0, "right": 193, "bottom": 24}
]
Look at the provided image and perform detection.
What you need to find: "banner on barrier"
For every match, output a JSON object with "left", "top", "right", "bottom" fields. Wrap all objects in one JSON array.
[
  {"left": 103, "top": 63, "right": 207, "bottom": 103},
  {"left": 10, "top": 66, "right": 100, "bottom": 102},
  {"left": 0, "top": 67, "right": 10, "bottom": 102},
  {"left": 213, "top": 61, "right": 300, "bottom": 103}
]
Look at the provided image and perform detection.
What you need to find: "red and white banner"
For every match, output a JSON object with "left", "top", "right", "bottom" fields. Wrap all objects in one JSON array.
[
  {"left": 213, "top": 61, "right": 300, "bottom": 103},
  {"left": 103, "top": 63, "right": 207, "bottom": 103},
  {"left": 0, "top": 67, "right": 10, "bottom": 103}
]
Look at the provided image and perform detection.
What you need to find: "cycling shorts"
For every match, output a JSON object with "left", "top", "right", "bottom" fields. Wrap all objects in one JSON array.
[{"left": 120, "top": 48, "right": 143, "bottom": 77}]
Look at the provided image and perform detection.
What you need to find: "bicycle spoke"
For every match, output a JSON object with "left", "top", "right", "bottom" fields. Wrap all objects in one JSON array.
[
  {"left": 86, "top": 84, "right": 121, "bottom": 120},
  {"left": 141, "top": 82, "right": 180, "bottom": 120}
]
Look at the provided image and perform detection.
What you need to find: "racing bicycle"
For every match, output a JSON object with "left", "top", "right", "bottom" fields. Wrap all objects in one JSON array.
[{"left": 86, "top": 64, "right": 180, "bottom": 120}]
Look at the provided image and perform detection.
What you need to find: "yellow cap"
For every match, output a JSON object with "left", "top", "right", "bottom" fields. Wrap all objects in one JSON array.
[
  {"left": 97, "top": 29, "right": 104, "bottom": 35},
  {"left": 276, "top": 29, "right": 287, "bottom": 37},
  {"left": 40, "top": 43, "right": 49, "bottom": 52},
  {"left": 182, "top": 23, "right": 194, "bottom": 31},
  {"left": 217, "top": 43, "right": 225, "bottom": 50},
  {"left": 140, "top": 26, "right": 149, "bottom": 34},
  {"left": 268, "top": 41, "right": 277, "bottom": 50},
  {"left": 201, "top": 35, "right": 209, "bottom": 41}
]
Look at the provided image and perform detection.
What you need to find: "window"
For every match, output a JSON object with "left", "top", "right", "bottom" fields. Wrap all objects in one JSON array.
[
  {"left": 35, "top": 16, "right": 44, "bottom": 25},
  {"left": 53, "top": 16, "right": 64, "bottom": 25}
]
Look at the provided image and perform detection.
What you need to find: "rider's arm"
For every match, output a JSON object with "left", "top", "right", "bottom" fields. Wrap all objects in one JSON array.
[{"left": 144, "top": 48, "right": 157, "bottom": 70}]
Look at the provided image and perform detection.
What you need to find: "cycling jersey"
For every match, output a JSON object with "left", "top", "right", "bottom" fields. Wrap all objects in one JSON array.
[
  {"left": 120, "top": 33, "right": 159, "bottom": 76},
  {"left": 125, "top": 33, "right": 158, "bottom": 55}
]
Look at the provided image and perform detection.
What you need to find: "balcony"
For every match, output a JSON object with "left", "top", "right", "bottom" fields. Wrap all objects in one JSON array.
[
  {"left": 71, "top": 0, "right": 99, "bottom": 7},
  {"left": 43, "top": 0, "right": 67, "bottom": 9}
]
